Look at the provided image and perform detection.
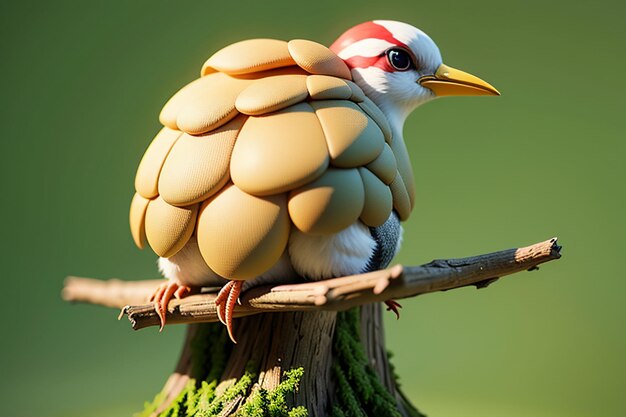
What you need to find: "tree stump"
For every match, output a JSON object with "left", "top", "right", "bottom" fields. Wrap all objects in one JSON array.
[{"left": 139, "top": 304, "right": 421, "bottom": 417}]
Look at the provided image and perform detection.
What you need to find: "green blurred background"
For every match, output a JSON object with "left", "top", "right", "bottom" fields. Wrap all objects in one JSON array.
[{"left": 1, "top": 0, "right": 624, "bottom": 416}]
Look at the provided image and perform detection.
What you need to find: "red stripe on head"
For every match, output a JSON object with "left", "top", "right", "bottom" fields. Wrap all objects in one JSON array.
[
  {"left": 343, "top": 55, "right": 394, "bottom": 71},
  {"left": 330, "top": 21, "right": 408, "bottom": 55}
]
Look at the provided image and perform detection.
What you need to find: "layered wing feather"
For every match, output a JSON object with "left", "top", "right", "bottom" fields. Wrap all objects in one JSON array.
[{"left": 131, "top": 38, "right": 415, "bottom": 280}]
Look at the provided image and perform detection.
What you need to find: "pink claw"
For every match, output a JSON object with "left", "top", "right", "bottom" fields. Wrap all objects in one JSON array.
[
  {"left": 149, "top": 281, "right": 192, "bottom": 331},
  {"left": 215, "top": 281, "right": 234, "bottom": 325},
  {"left": 214, "top": 281, "right": 243, "bottom": 343},
  {"left": 174, "top": 286, "right": 190, "bottom": 299}
]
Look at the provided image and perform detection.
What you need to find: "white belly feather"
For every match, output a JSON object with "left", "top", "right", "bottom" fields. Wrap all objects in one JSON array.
[
  {"left": 287, "top": 220, "right": 376, "bottom": 280},
  {"left": 159, "top": 218, "right": 399, "bottom": 287},
  {"left": 157, "top": 235, "right": 226, "bottom": 287}
]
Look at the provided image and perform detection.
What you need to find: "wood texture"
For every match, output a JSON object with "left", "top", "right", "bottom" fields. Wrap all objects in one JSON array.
[
  {"left": 62, "top": 238, "right": 562, "bottom": 330},
  {"left": 228, "top": 311, "right": 336, "bottom": 417}
]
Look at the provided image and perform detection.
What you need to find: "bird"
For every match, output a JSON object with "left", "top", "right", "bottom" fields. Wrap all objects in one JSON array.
[{"left": 128, "top": 20, "right": 499, "bottom": 343}]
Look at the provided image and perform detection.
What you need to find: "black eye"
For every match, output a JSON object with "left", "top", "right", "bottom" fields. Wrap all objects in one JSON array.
[{"left": 386, "top": 49, "right": 413, "bottom": 71}]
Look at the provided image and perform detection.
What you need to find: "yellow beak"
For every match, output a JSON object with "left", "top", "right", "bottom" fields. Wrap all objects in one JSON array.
[{"left": 418, "top": 64, "right": 500, "bottom": 97}]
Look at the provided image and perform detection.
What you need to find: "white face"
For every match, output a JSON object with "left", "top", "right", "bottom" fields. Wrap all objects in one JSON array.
[{"left": 330, "top": 20, "right": 444, "bottom": 128}]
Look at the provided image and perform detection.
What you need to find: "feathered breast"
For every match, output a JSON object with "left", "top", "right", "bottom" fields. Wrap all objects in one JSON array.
[{"left": 129, "top": 38, "right": 415, "bottom": 280}]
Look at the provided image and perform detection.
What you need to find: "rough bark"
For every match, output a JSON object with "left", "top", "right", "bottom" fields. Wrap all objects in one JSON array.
[
  {"left": 230, "top": 311, "right": 336, "bottom": 416},
  {"left": 64, "top": 238, "right": 561, "bottom": 331}
]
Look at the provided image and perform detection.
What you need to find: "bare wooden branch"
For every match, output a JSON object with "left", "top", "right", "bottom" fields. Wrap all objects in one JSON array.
[
  {"left": 62, "top": 238, "right": 561, "bottom": 331},
  {"left": 62, "top": 277, "right": 163, "bottom": 308}
]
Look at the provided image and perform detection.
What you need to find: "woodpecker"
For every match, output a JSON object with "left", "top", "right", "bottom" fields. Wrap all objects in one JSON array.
[{"left": 129, "top": 20, "right": 499, "bottom": 342}]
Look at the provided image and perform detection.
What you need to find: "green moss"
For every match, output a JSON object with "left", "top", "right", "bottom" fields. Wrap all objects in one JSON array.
[
  {"left": 331, "top": 309, "right": 404, "bottom": 417},
  {"left": 135, "top": 391, "right": 167, "bottom": 417},
  {"left": 287, "top": 406, "right": 308, "bottom": 417},
  {"left": 331, "top": 406, "right": 347, "bottom": 417},
  {"left": 135, "top": 323, "right": 229, "bottom": 417},
  {"left": 160, "top": 379, "right": 197, "bottom": 417},
  {"left": 237, "top": 367, "right": 307, "bottom": 417},
  {"left": 332, "top": 363, "right": 366, "bottom": 417},
  {"left": 238, "top": 387, "right": 268, "bottom": 417},
  {"left": 190, "top": 381, "right": 218, "bottom": 415}
]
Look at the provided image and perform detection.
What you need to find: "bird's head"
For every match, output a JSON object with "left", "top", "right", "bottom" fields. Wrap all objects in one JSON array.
[{"left": 330, "top": 20, "right": 499, "bottom": 130}]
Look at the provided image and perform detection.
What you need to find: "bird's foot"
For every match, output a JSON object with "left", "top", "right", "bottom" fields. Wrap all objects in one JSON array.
[
  {"left": 384, "top": 299, "right": 403, "bottom": 319},
  {"left": 149, "top": 281, "right": 191, "bottom": 331},
  {"left": 214, "top": 280, "right": 243, "bottom": 344}
]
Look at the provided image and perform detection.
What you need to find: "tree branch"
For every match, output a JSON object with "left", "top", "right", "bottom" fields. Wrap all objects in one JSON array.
[
  {"left": 62, "top": 237, "right": 561, "bottom": 330},
  {"left": 62, "top": 277, "right": 163, "bottom": 309}
]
